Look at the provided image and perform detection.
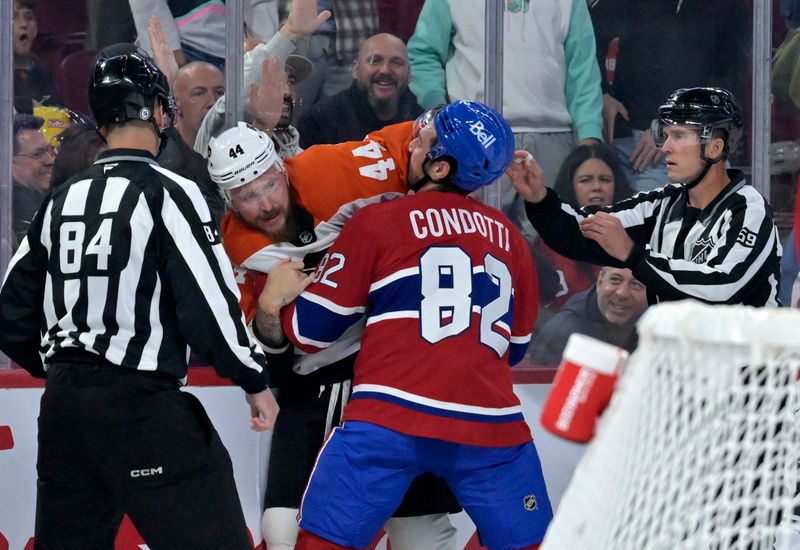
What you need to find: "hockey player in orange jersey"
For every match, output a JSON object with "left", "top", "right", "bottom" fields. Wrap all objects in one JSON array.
[{"left": 207, "top": 116, "right": 462, "bottom": 549}]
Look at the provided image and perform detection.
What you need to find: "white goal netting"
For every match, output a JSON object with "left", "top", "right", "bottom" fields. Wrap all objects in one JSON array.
[{"left": 541, "top": 301, "right": 800, "bottom": 550}]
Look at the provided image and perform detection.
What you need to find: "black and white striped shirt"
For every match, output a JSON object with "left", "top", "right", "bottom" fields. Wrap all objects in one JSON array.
[
  {"left": 525, "top": 170, "right": 781, "bottom": 306},
  {"left": 0, "top": 149, "right": 269, "bottom": 393}
]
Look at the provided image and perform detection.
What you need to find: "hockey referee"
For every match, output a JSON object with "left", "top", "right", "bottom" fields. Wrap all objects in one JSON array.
[{"left": 0, "top": 44, "right": 278, "bottom": 548}]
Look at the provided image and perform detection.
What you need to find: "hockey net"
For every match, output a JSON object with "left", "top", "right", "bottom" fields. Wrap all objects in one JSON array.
[{"left": 541, "top": 301, "right": 800, "bottom": 550}]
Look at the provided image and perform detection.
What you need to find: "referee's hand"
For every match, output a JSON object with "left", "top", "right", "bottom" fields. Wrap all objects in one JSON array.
[{"left": 246, "top": 389, "right": 280, "bottom": 431}]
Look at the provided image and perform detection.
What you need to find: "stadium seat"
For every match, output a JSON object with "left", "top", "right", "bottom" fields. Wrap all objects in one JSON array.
[{"left": 56, "top": 49, "right": 97, "bottom": 118}]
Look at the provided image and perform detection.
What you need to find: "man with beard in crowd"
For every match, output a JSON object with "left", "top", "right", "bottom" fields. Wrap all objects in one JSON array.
[{"left": 296, "top": 32, "right": 423, "bottom": 148}]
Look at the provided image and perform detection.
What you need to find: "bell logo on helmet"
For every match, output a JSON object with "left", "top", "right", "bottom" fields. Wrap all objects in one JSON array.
[
  {"left": 139, "top": 107, "right": 151, "bottom": 120},
  {"left": 469, "top": 120, "right": 497, "bottom": 149},
  {"left": 711, "top": 94, "right": 720, "bottom": 104}
]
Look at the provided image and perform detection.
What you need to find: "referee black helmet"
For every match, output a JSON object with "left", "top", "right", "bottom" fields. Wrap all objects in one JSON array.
[
  {"left": 88, "top": 43, "right": 176, "bottom": 131},
  {"left": 652, "top": 87, "right": 744, "bottom": 156}
]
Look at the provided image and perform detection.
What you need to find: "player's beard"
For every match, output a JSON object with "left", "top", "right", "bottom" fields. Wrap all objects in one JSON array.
[{"left": 259, "top": 188, "right": 301, "bottom": 243}]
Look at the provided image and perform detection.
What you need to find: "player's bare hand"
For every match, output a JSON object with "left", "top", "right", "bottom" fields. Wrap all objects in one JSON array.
[
  {"left": 258, "top": 258, "right": 314, "bottom": 315},
  {"left": 282, "top": 0, "right": 331, "bottom": 41},
  {"left": 147, "top": 17, "right": 179, "bottom": 87},
  {"left": 629, "top": 129, "right": 664, "bottom": 172},
  {"left": 603, "top": 93, "right": 629, "bottom": 143},
  {"left": 246, "top": 389, "right": 279, "bottom": 431},
  {"left": 250, "top": 57, "right": 284, "bottom": 130},
  {"left": 579, "top": 212, "right": 634, "bottom": 261},
  {"left": 506, "top": 150, "right": 547, "bottom": 203}
]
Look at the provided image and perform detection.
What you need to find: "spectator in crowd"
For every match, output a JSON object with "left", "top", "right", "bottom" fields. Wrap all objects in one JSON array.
[
  {"left": 296, "top": 32, "right": 423, "bottom": 148},
  {"left": 534, "top": 142, "right": 634, "bottom": 315},
  {"left": 408, "top": 0, "right": 603, "bottom": 242},
  {"left": 276, "top": 0, "right": 379, "bottom": 123},
  {"left": 531, "top": 267, "right": 647, "bottom": 365},
  {"left": 49, "top": 121, "right": 106, "bottom": 189},
  {"left": 12, "top": 114, "right": 53, "bottom": 244},
  {"left": 508, "top": 87, "right": 782, "bottom": 307},
  {"left": 249, "top": 46, "right": 312, "bottom": 159},
  {"left": 146, "top": 19, "right": 229, "bottom": 224},
  {"left": 13, "top": 0, "right": 60, "bottom": 113},
  {"left": 159, "top": 126, "right": 228, "bottom": 224},
  {"left": 193, "top": 0, "right": 330, "bottom": 156},
  {"left": 211, "top": 119, "right": 460, "bottom": 549},
  {"left": 0, "top": 42, "right": 278, "bottom": 549},
  {"left": 590, "top": 0, "right": 749, "bottom": 192},
  {"left": 258, "top": 100, "right": 553, "bottom": 550},
  {"left": 129, "top": 0, "right": 279, "bottom": 68},
  {"left": 172, "top": 62, "right": 225, "bottom": 148}
]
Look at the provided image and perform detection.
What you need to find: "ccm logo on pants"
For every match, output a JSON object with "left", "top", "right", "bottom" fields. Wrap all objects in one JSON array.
[{"left": 130, "top": 467, "right": 163, "bottom": 478}]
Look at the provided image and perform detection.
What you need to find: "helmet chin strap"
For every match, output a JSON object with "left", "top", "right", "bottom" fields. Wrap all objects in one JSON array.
[
  {"left": 410, "top": 158, "right": 442, "bottom": 193},
  {"left": 684, "top": 146, "right": 724, "bottom": 191},
  {"left": 684, "top": 160, "right": 713, "bottom": 191},
  {"left": 153, "top": 97, "right": 176, "bottom": 157},
  {"left": 154, "top": 120, "right": 170, "bottom": 157}
]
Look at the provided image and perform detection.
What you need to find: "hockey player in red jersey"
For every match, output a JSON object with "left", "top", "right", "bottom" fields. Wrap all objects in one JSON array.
[
  {"left": 208, "top": 123, "right": 461, "bottom": 548},
  {"left": 260, "top": 100, "right": 553, "bottom": 549}
]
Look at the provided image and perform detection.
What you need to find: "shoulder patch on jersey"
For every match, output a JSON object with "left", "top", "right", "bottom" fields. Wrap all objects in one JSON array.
[
  {"left": 736, "top": 227, "right": 758, "bottom": 248},
  {"left": 202, "top": 223, "right": 221, "bottom": 245}
]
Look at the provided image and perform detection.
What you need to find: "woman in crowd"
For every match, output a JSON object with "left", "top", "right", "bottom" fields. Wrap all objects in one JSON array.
[{"left": 533, "top": 142, "right": 635, "bottom": 316}]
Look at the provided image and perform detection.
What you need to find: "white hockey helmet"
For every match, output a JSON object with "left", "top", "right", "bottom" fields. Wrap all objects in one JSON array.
[{"left": 207, "top": 122, "right": 284, "bottom": 198}]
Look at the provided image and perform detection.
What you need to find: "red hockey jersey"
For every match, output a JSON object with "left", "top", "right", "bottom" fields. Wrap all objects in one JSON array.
[{"left": 282, "top": 191, "right": 539, "bottom": 447}]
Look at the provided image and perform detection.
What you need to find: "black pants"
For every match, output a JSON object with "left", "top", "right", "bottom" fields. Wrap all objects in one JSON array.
[
  {"left": 34, "top": 363, "right": 251, "bottom": 550},
  {"left": 265, "top": 379, "right": 461, "bottom": 517}
]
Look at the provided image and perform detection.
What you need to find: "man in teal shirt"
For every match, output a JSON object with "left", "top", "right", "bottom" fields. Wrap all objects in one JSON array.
[{"left": 408, "top": 0, "right": 603, "bottom": 242}]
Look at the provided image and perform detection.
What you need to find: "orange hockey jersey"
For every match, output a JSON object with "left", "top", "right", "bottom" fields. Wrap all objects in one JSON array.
[{"left": 222, "top": 121, "right": 414, "bottom": 321}]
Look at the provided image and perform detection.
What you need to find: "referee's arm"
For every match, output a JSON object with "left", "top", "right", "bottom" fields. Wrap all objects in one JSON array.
[
  {"left": 0, "top": 205, "right": 50, "bottom": 377},
  {"left": 157, "top": 175, "right": 270, "bottom": 394}
]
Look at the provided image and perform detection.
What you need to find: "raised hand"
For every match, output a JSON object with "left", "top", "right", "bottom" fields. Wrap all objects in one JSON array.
[
  {"left": 281, "top": 0, "right": 332, "bottom": 41},
  {"left": 250, "top": 57, "right": 285, "bottom": 130},
  {"left": 629, "top": 128, "right": 664, "bottom": 173},
  {"left": 505, "top": 150, "right": 548, "bottom": 203},
  {"left": 147, "top": 16, "right": 179, "bottom": 87},
  {"left": 602, "top": 93, "right": 629, "bottom": 143}
]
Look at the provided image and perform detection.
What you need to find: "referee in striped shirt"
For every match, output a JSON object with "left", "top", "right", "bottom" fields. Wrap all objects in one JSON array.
[
  {"left": 0, "top": 44, "right": 278, "bottom": 549},
  {"left": 507, "top": 87, "right": 781, "bottom": 307}
]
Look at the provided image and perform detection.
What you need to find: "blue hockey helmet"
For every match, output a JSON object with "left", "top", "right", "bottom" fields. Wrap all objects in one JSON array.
[{"left": 423, "top": 100, "right": 515, "bottom": 192}]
